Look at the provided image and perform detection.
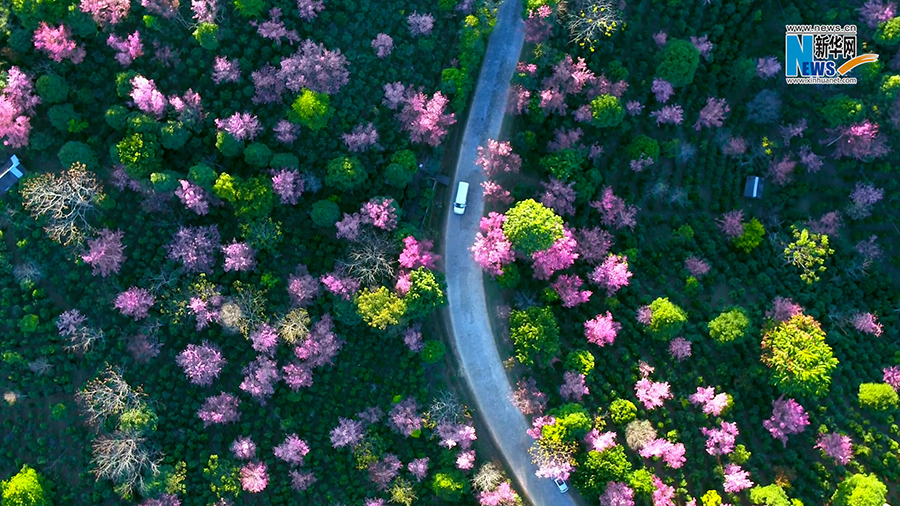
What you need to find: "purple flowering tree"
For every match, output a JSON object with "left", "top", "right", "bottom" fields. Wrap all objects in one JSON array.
[
  {"left": 372, "top": 33, "right": 393, "bottom": 58},
  {"left": 330, "top": 417, "right": 364, "bottom": 448},
  {"left": 723, "top": 464, "right": 754, "bottom": 492},
  {"left": 343, "top": 122, "right": 379, "bottom": 152},
  {"left": 716, "top": 210, "right": 744, "bottom": 238},
  {"left": 408, "top": 458, "right": 429, "bottom": 482},
  {"left": 470, "top": 213, "right": 515, "bottom": 276},
  {"left": 540, "top": 178, "right": 577, "bottom": 216},
  {"left": 197, "top": 393, "right": 240, "bottom": 426},
  {"left": 694, "top": 97, "right": 729, "bottom": 130},
  {"left": 108, "top": 32, "right": 144, "bottom": 66},
  {"left": 212, "top": 56, "right": 241, "bottom": 84},
  {"left": 852, "top": 312, "right": 883, "bottom": 336},
  {"left": 240, "top": 461, "right": 268, "bottom": 493},
  {"left": 250, "top": 323, "right": 279, "bottom": 355},
  {"left": 175, "top": 180, "right": 209, "bottom": 215},
  {"left": 859, "top": 0, "right": 897, "bottom": 28},
  {"left": 691, "top": 35, "right": 714, "bottom": 60},
  {"left": 176, "top": 342, "right": 225, "bottom": 386},
  {"left": 114, "top": 287, "right": 155, "bottom": 320},
  {"left": 766, "top": 297, "right": 803, "bottom": 322},
  {"left": 240, "top": 356, "right": 280, "bottom": 404},
  {"left": 167, "top": 225, "right": 220, "bottom": 273},
  {"left": 476, "top": 140, "right": 521, "bottom": 177},
  {"left": 763, "top": 397, "right": 809, "bottom": 446},
  {"left": 651, "top": 79, "right": 674, "bottom": 103},
  {"left": 398, "top": 91, "right": 456, "bottom": 146},
  {"left": 80, "top": 0, "right": 130, "bottom": 26},
  {"left": 689, "top": 386, "right": 730, "bottom": 416},
  {"left": 231, "top": 437, "right": 256, "bottom": 460},
  {"left": 278, "top": 40, "right": 349, "bottom": 95},
  {"left": 600, "top": 482, "right": 634, "bottom": 506},
  {"left": 33, "top": 23, "right": 85, "bottom": 64},
  {"left": 650, "top": 104, "right": 684, "bottom": 125},
  {"left": 287, "top": 266, "right": 319, "bottom": 307},
  {"left": 758, "top": 56, "right": 782, "bottom": 78},
  {"left": 634, "top": 378, "right": 672, "bottom": 410},
  {"left": 273, "top": 434, "right": 309, "bottom": 466},
  {"left": 511, "top": 377, "right": 547, "bottom": 415},
  {"left": 388, "top": 397, "right": 422, "bottom": 437},
  {"left": 584, "top": 311, "right": 620, "bottom": 347},
  {"left": 82, "top": 229, "right": 126, "bottom": 277},
  {"left": 847, "top": 182, "right": 884, "bottom": 220},
  {"left": 884, "top": 366, "right": 900, "bottom": 390},
  {"left": 815, "top": 432, "right": 853, "bottom": 464},
  {"left": 552, "top": 275, "right": 592, "bottom": 308},
  {"left": 271, "top": 168, "right": 304, "bottom": 205},
  {"left": 222, "top": 241, "right": 256, "bottom": 272},
  {"left": 296, "top": 0, "right": 324, "bottom": 19},
  {"left": 668, "top": 338, "right": 692, "bottom": 361},
  {"left": 590, "top": 187, "right": 638, "bottom": 230},
  {"left": 215, "top": 112, "right": 262, "bottom": 141},
  {"left": 407, "top": 12, "right": 434, "bottom": 36},
  {"left": 701, "top": 421, "right": 739, "bottom": 455},
  {"left": 829, "top": 120, "right": 890, "bottom": 160},
  {"left": 589, "top": 254, "right": 632, "bottom": 296},
  {"left": 559, "top": 371, "right": 589, "bottom": 401}
]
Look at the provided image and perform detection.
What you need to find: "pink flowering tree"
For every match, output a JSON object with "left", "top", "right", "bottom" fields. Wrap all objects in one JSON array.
[
  {"left": 481, "top": 180, "right": 513, "bottom": 205},
  {"left": 758, "top": 56, "right": 782, "bottom": 78},
  {"left": 82, "top": 229, "right": 126, "bottom": 277},
  {"left": 852, "top": 312, "right": 883, "bottom": 336},
  {"left": 240, "top": 461, "right": 268, "bottom": 493},
  {"left": 511, "top": 377, "right": 547, "bottom": 415},
  {"left": 766, "top": 296, "right": 803, "bottom": 322},
  {"left": 600, "top": 482, "right": 634, "bottom": 506},
  {"left": 289, "top": 470, "right": 316, "bottom": 491},
  {"left": 108, "top": 32, "right": 144, "bottom": 66},
  {"left": 694, "top": 97, "right": 729, "bottom": 130},
  {"left": 763, "top": 397, "right": 809, "bottom": 446},
  {"left": 531, "top": 229, "right": 579, "bottom": 280},
  {"left": 80, "top": 0, "right": 130, "bottom": 26},
  {"left": 278, "top": 40, "right": 349, "bottom": 95},
  {"left": 815, "top": 432, "right": 853, "bottom": 464},
  {"left": 388, "top": 397, "right": 422, "bottom": 437},
  {"left": 639, "top": 439, "right": 686, "bottom": 469},
  {"left": 273, "top": 434, "right": 309, "bottom": 466},
  {"left": 296, "top": 0, "right": 324, "bottom": 19},
  {"left": 167, "top": 225, "right": 220, "bottom": 273},
  {"left": 634, "top": 378, "right": 672, "bottom": 410},
  {"left": 321, "top": 272, "right": 360, "bottom": 300},
  {"left": 691, "top": 35, "right": 714, "bottom": 60},
  {"left": 808, "top": 211, "right": 843, "bottom": 236},
  {"left": 343, "top": 122, "right": 379, "bottom": 152},
  {"left": 130, "top": 75, "right": 165, "bottom": 117},
  {"left": 884, "top": 366, "right": 900, "bottom": 390},
  {"left": 197, "top": 393, "right": 240, "bottom": 426},
  {"left": 723, "top": 464, "right": 754, "bottom": 492},
  {"left": 471, "top": 213, "right": 515, "bottom": 276},
  {"left": 176, "top": 342, "right": 225, "bottom": 386},
  {"left": 287, "top": 266, "right": 319, "bottom": 307},
  {"left": 652, "top": 476, "right": 675, "bottom": 506},
  {"left": 584, "top": 312, "right": 620, "bottom": 347},
  {"left": 553, "top": 275, "right": 592, "bottom": 307},
  {"left": 830, "top": 120, "right": 890, "bottom": 160},
  {"left": 590, "top": 187, "right": 638, "bottom": 230},
  {"left": 689, "top": 386, "right": 730, "bottom": 416},
  {"left": 271, "top": 169, "right": 304, "bottom": 205},
  {"left": 114, "top": 287, "right": 155, "bottom": 320},
  {"left": 399, "top": 236, "right": 439, "bottom": 269},
  {"left": 249, "top": 323, "right": 279, "bottom": 355},
  {"left": 0, "top": 67, "right": 41, "bottom": 148},
  {"left": 33, "top": 23, "right": 85, "bottom": 63},
  {"left": 684, "top": 256, "right": 709, "bottom": 278},
  {"left": 231, "top": 437, "right": 256, "bottom": 460},
  {"left": 589, "top": 254, "right": 632, "bottom": 296},
  {"left": 215, "top": 112, "right": 262, "bottom": 141},
  {"left": 240, "top": 356, "right": 280, "bottom": 404},
  {"left": 650, "top": 105, "right": 684, "bottom": 125},
  {"left": 281, "top": 362, "right": 313, "bottom": 390},
  {"left": 540, "top": 178, "right": 577, "bottom": 216},
  {"left": 212, "top": 56, "right": 241, "bottom": 84},
  {"left": 407, "top": 12, "right": 434, "bottom": 36},
  {"left": 768, "top": 155, "right": 797, "bottom": 187},
  {"left": 798, "top": 145, "right": 824, "bottom": 173},
  {"left": 847, "top": 182, "right": 884, "bottom": 220},
  {"left": 651, "top": 78, "right": 674, "bottom": 103},
  {"left": 371, "top": 33, "right": 393, "bottom": 58},
  {"left": 222, "top": 241, "right": 256, "bottom": 272},
  {"left": 330, "top": 417, "right": 364, "bottom": 449},
  {"left": 369, "top": 454, "right": 403, "bottom": 490},
  {"left": 859, "top": 0, "right": 897, "bottom": 28},
  {"left": 716, "top": 210, "right": 744, "bottom": 238},
  {"left": 175, "top": 180, "right": 209, "bottom": 215},
  {"left": 668, "top": 338, "right": 692, "bottom": 361},
  {"left": 398, "top": 90, "right": 455, "bottom": 146},
  {"left": 476, "top": 140, "right": 521, "bottom": 177},
  {"left": 701, "top": 421, "right": 739, "bottom": 455},
  {"left": 253, "top": 8, "right": 299, "bottom": 46}
]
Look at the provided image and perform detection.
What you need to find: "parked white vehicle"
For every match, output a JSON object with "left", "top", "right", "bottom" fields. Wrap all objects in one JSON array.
[
  {"left": 554, "top": 478, "right": 569, "bottom": 494},
  {"left": 453, "top": 181, "right": 469, "bottom": 215}
]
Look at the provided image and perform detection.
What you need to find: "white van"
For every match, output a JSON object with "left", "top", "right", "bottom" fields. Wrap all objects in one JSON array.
[{"left": 453, "top": 181, "right": 469, "bottom": 215}]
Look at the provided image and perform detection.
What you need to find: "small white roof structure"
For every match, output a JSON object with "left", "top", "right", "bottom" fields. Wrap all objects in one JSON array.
[
  {"left": 0, "top": 155, "right": 24, "bottom": 194},
  {"left": 744, "top": 175, "right": 764, "bottom": 199}
]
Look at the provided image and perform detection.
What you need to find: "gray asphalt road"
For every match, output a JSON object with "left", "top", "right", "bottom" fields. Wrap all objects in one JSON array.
[{"left": 442, "top": 1, "right": 584, "bottom": 505}]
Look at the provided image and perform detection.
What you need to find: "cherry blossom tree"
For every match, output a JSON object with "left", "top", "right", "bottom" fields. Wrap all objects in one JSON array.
[
  {"left": 694, "top": 97, "right": 729, "bottom": 130},
  {"left": 855, "top": 235, "right": 883, "bottom": 267},
  {"left": 626, "top": 100, "right": 644, "bottom": 116},
  {"left": 129, "top": 75, "right": 165, "bottom": 119},
  {"left": 176, "top": 342, "right": 225, "bottom": 386},
  {"left": 251, "top": 65, "right": 285, "bottom": 104},
  {"left": 651, "top": 78, "right": 674, "bottom": 103},
  {"left": 108, "top": 32, "right": 144, "bottom": 67},
  {"left": 408, "top": 458, "right": 429, "bottom": 482},
  {"left": 253, "top": 8, "right": 299, "bottom": 46},
  {"left": 652, "top": 476, "right": 675, "bottom": 506},
  {"left": 476, "top": 140, "right": 521, "bottom": 177},
  {"left": 634, "top": 378, "right": 672, "bottom": 410},
  {"left": 639, "top": 439, "right": 686, "bottom": 469},
  {"left": 388, "top": 397, "right": 422, "bottom": 437},
  {"left": 847, "top": 182, "right": 884, "bottom": 220},
  {"left": 815, "top": 433, "right": 853, "bottom": 464},
  {"left": 471, "top": 213, "right": 515, "bottom": 276},
  {"left": 0, "top": 67, "right": 41, "bottom": 148},
  {"left": 114, "top": 287, "right": 155, "bottom": 320},
  {"left": 511, "top": 377, "right": 547, "bottom": 415},
  {"left": 293, "top": 314, "right": 343, "bottom": 368},
  {"left": 650, "top": 105, "right": 684, "bottom": 125},
  {"left": 600, "top": 482, "right": 635, "bottom": 506},
  {"left": 80, "top": 0, "right": 130, "bottom": 26},
  {"left": 369, "top": 454, "right": 403, "bottom": 490},
  {"left": 583, "top": 430, "right": 617, "bottom": 453},
  {"left": 398, "top": 90, "right": 456, "bottom": 146},
  {"left": 884, "top": 366, "right": 900, "bottom": 390},
  {"left": 273, "top": 434, "right": 309, "bottom": 466},
  {"left": 399, "top": 236, "right": 439, "bottom": 269},
  {"left": 289, "top": 470, "right": 316, "bottom": 491},
  {"left": 852, "top": 312, "right": 883, "bottom": 336},
  {"left": 212, "top": 57, "right": 241, "bottom": 84},
  {"left": 240, "top": 356, "right": 280, "bottom": 404},
  {"left": 407, "top": 12, "right": 434, "bottom": 36},
  {"left": 689, "top": 386, "right": 729, "bottom": 416},
  {"left": 335, "top": 213, "right": 362, "bottom": 241},
  {"left": 361, "top": 197, "right": 398, "bottom": 230},
  {"left": 508, "top": 85, "right": 531, "bottom": 115},
  {"left": 691, "top": 34, "right": 714, "bottom": 60},
  {"left": 197, "top": 393, "right": 240, "bottom": 426},
  {"left": 330, "top": 417, "right": 364, "bottom": 449},
  {"left": 173, "top": 180, "right": 208, "bottom": 215},
  {"left": 584, "top": 312, "right": 620, "bottom": 347},
  {"left": 524, "top": 7, "right": 552, "bottom": 43},
  {"left": 167, "top": 225, "right": 220, "bottom": 273},
  {"left": 215, "top": 112, "right": 261, "bottom": 141},
  {"left": 540, "top": 178, "right": 577, "bottom": 216},
  {"left": 768, "top": 155, "right": 797, "bottom": 187},
  {"left": 321, "top": 272, "right": 360, "bottom": 300},
  {"left": 296, "top": 0, "right": 324, "bottom": 19},
  {"left": 553, "top": 275, "right": 592, "bottom": 307},
  {"left": 372, "top": 33, "right": 393, "bottom": 58},
  {"left": 590, "top": 187, "right": 638, "bottom": 230},
  {"left": 287, "top": 266, "right": 319, "bottom": 307},
  {"left": 278, "top": 40, "right": 349, "bottom": 95},
  {"left": 763, "top": 397, "right": 809, "bottom": 446},
  {"left": 281, "top": 362, "right": 313, "bottom": 390},
  {"left": 532, "top": 229, "right": 579, "bottom": 280},
  {"left": 766, "top": 297, "right": 803, "bottom": 322},
  {"left": 684, "top": 256, "right": 709, "bottom": 278},
  {"left": 723, "top": 464, "right": 754, "bottom": 492},
  {"left": 701, "top": 421, "right": 739, "bottom": 455},
  {"left": 808, "top": 211, "right": 842, "bottom": 236},
  {"left": 758, "top": 56, "right": 782, "bottom": 78},
  {"left": 231, "top": 436, "right": 256, "bottom": 460},
  {"left": 457, "top": 451, "right": 476, "bottom": 471},
  {"left": 830, "top": 120, "right": 890, "bottom": 160},
  {"left": 481, "top": 180, "right": 513, "bottom": 205},
  {"left": 653, "top": 31, "right": 667, "bottom": 46},
  {"left": 589, "top": 254, "right": 632, "bottom": 296},
  {"left": 343, "top": 122, "right": 379, "bottom": 152},
  {"left": 249, "top": 324, "right": 279, "bottom": 355},
  {"left": 859, "top": 0, "right": 897, "bottom": 28},
  {"left": 668, "top": 338, "right": 692, "bottom": 361},
  {"left": 722, "top": 136, "right": 748, "bottom": 156},
  {"left": 576, "top": 227, "right": 613, "bottom": 264},
  {"left": 222, "top": 242, "right": 256, "bottom": 272},
  {"left": 240, "top": 461, "right": 268, "bottom": 493},
  {"left": 271, "top": 168, "right": 304, "bottom": 205},
  {"left": 798, "top": 145, "right": 824, "bottom": 173},
  {"left": 33, "top": 23, "right": 86, "bottom": 63},
  {"left": 716, "top": 210, "right": 744, "bottom": 238},
  {"left": 83, "top": 229, "right": 126, "bottom": 277}
]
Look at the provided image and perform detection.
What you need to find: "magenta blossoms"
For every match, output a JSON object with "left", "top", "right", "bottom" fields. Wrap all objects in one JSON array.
[
  {"left": 240, "top": 461, "right": 268, "bottom": 493},
  {"left": 471, "top": 213, "right": 514, "bottom": 277},
  {"left": 689, "top": 386, "right": 729, "bottom": 416},
  {"left": 130, "top": 75, "right": 166, "bottom": 117},
  {"left": 176, "top": 342, "right": 225, "bottom": 386},
  {"left": 83, "top": 229, "right": 126, "bottom": 277},
  {"left": 273, "top": 434, "right": 309, "bottom": 466},
  {"left": 476, "top": 139, "right": 521, "bottom": 177},
  {"left": 114, "top": 287, "right": 155, "bottom": 320},
  {"left": 531, "top": 229, "right": 579, "bottom": 280},
  {"left": 701, "top": 421, "right": 739, "bottom": 455},
  {"left": 222, "top": 242, "right": 256, "bottom": 272},
  {"left": 197, "top": 393, "right": 240, "bottom": 426},
  {"left": 215, "top": 112, "right": 262, "bottom": 141},
  {"left": 33, "top": 23, "right": 85, "bottom": 64},
  {"left": 589, "top": 254, "right": 632, "bottom": 296},
  {"left": 240, "top": 356, "right": 280, "bottom": 404},
  {"left": 766, "top": 296, "right": 803, "bottom": 322},
  {"left": 884, "top": 366, "right": 900, "bottom": 391},
  {"left": 668, "top": 338, "right": 692, "bottom": 361},
  {"left": 634, "top": 378, "right": 672, "bottom": 410},
  {"left": 723, "top": 464, "right": 754, "bottom": 492},
  {"left": 600, "top": 482, "right": 634, "bottom": 506},
  {"left": 763, "top": 397, "right": 809, "bottom": 446},
  {"left": 816, "top": 432, "right": 853, "bottom": 464},
  {"left": 80, "top": 0, "right": 130, "bottom": 26},
  {"left": 852, "top": 312, "right": 883, "bottom": 336},
  {"left": 639, "top": 438, "right": 686, "bottom": 469},
  {"left": 108, "top": 32, "right": 144, "bottom": 67},
  {"left": 231, "top": 437, "right": 256, "bottom": 460},
  {"left": 398, "top": 90, "right": 456, "bottom": 146},
  {"left": 212, "top": 57, "right": 241, "bottom": 84},
  {"left": 584, "top": 312, "right": 621, "bottom": 347},
  {"left": 175, "top": 180, "right": 209, "bottom": 215},
  {"left": 399, "top": 236, "right": 439, "bottom": 269}
]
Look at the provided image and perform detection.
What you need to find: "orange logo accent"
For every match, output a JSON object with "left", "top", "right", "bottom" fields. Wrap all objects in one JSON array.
[{"left": 838, "top": 53, "right": 879, "bottom": 75}]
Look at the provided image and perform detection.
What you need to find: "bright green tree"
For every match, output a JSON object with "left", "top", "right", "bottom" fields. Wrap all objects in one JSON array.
[
  {"left": 831, "top": 473, "right": 887, "bottom": 506},
  {"left": 733, "top": 218, "right": 765, "bottom": 253},
  {"left": 115, "top": 132, "right": 162, "bottom": 179},
  {"left": 609, "top": 399, "right": 637, "bottom": 425},
  {"left": 783, "top": 227, "right": 833, "bottom": 284},
  {"left": 356, "top": 286, "right": 407, "bottom": 330},
  {"left": 404, "top": 268, "right": 446, "bottom": 319},
  {"left": 325, "top": 156, "right": 367, "bottom": 192},
  {"left": 509, "top": 306, "right": 560, "bottom": 367},
  {"left": 708, "top": 308, "right": 750, "bottom": 343},
  {"left": 542, "top": 403, "right": 592, "bottom": 442},
  {"left": 192, "top": 22, "right": 219, "bottom": 50},
  {"left": 590, "top": 94, "right": 625, "bottom": 128},
  {"left": 656, "top": 39, "right": 700, "bottom": 87},
  {"left": 749, "top": 484, "right": 791, "bottom": 506},
  {"left": 761, "top": 313, "right": 838, "bottom": 398},
  {"left": 572, "top": 446, "right": 632, "bottom": 498},
  {"left": 431, "top": 471, "right": 468, "bottom": 502},
  {"left": 502, "top": 199, "right": 564, "bottom": 255},
  {"left": 858, "top": 383, "right": 899, "bottom": 411},
  {"left": 233, "top": 0, "right": 264, "bottom": 17},
  {"left": 289, "top": 89, "right": 332, "bottom": 130},
  {"left": 1, "top": 465, "right": 51, "bottom": 506},
  {"left": 646, "top": 297, "right": 687, "bottom": 340},
  {"left": 876, "top": 17, "right": 900, "bottom": 45},
  {"left": 564, "top": 349, "right": 594, "bottom": 375}
]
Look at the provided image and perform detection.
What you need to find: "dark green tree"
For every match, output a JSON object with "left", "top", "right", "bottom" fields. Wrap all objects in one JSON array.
[
  {"left": 656, "top": 39, "right": 700, "bottom": 87},
  {"left": 243, "top": 142, "right": 272, "bottom": 168},
  {"left": 404, "top": 268, "right": 447, "bottom": 319},
  {"left": 193, "top": 22, "right": 219, "bottom": 49},
  {"left": 35, "top": 74, "right": 68, "bottom": 104},
  {"left": 325, "top": 156, "right": 367, "bottom": 192},
  {"left": 115, "top": 133, "right": 162, "bottom": 179},
  {"left": 58, "top": 141, "right": 97, "bottom": 169},
  {"left": 572, "top": 446, "right": 632, "bottom": 498}
]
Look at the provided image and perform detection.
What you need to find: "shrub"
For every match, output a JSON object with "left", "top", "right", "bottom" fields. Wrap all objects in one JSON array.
[
  {"left": 590, "top": 94, "right": 625, "bottom": 128},
  {"left": 564, "top": 349, "right": 595, "bottom": 375},
  {"left": 656, "top": 39, "right": 700, "bottom": 87},
  {"left": 708, "top": 308, "right": 750, "bottom": 343},
  {"left": 421, "top": 340, "right": 446, "bottom": 364},
  {"left": 609, "top": 398, "right": 637, "bottom": 425},
  {"left": 858, "top": 383, "right": 899, "bottom": 411},
  {"left": 310, "top": 199, "right": 340, "bottom": 228}
]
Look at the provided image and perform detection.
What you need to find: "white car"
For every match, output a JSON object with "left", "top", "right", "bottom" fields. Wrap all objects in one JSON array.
[
  {"left": 453, "top": 181, "right": 469, "bottom": 215},
  {"left": 554, "top": 477, "right": 569, "bottom": 494}
]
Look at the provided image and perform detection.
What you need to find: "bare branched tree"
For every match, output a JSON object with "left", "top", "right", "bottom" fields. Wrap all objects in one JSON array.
[
  {"left": 279, "top": 308, "right": 311, "bottom": 344},
  {"left": 20, "top": 162, "right": 105, "bottom": 246},
  {"left": 77, "top": 367, "right": 146, "bottom": 427},
  {"left": 567, "top": 0, "right": 623, "bottom": 48},
  {"left": 624, "top": 419, "right": 657, "bottom": 451},
  {"left": 27, "top": 357, "right": 53, "bottom": 376},
  {"left": 62, "top": 324, "right": 105, "bottom": 355},
  {"left": 219, "top": 283, "right": 266, "bottom": 335},
  {"left": 342, "top": 232, "right": 397, "bottom": 288},
  {"left": 471, "top": 462, "right": 505, "bottom": 492},
  {"left": 12, "top": 261, "right": 43, "bottom": 285},
  {"left": 426, "top": 390, "right": 465, "bottom": 425},
  {"left": 91, "top": 430, "right": 160, "bottom": 498}
]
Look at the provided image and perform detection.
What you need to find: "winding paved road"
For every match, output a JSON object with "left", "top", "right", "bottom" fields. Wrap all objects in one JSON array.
[{"left": 442, "top": 1, "right": 583, "bottom": 505}]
